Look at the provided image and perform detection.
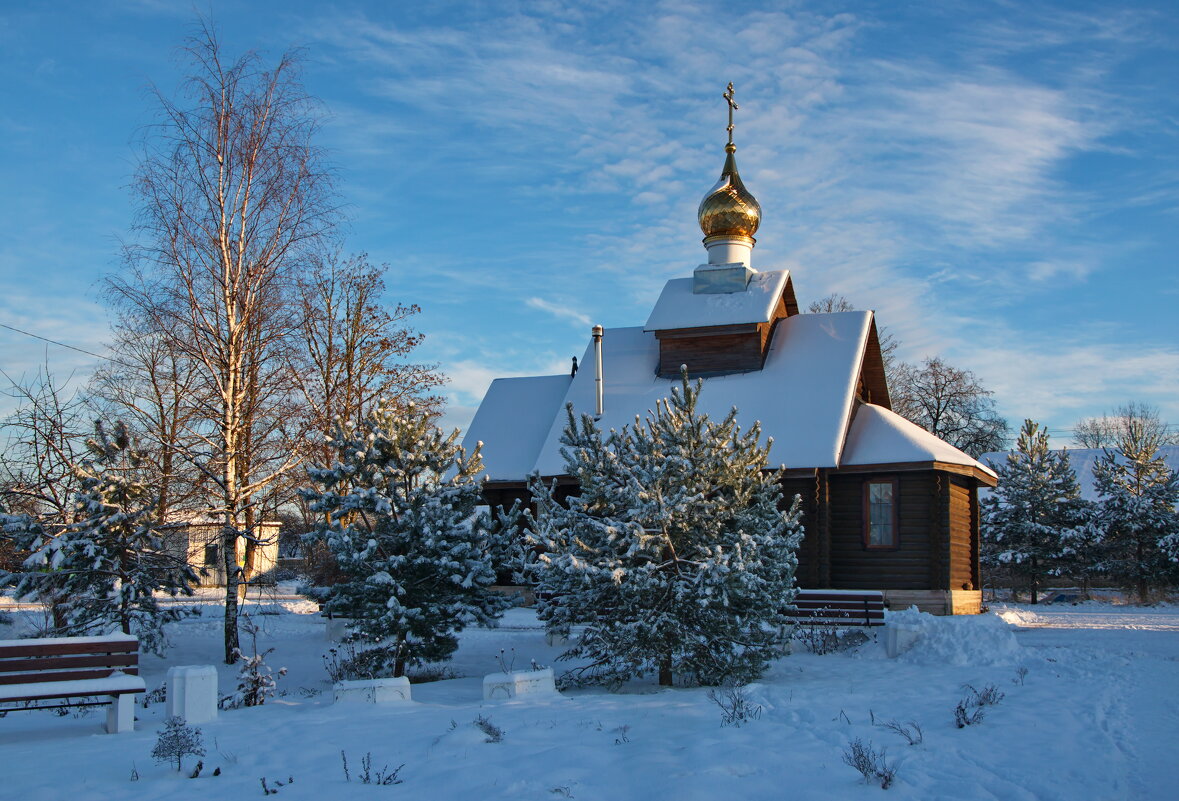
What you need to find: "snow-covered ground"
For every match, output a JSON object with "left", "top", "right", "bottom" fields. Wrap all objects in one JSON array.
[{"left": 2, "top": 592, "right": 1176, "bottom": 800}]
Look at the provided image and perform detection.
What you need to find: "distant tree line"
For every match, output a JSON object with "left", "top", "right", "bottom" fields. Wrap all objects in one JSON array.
[{"left": 981, "top": 411, "right": 1179, "bottom": 603}]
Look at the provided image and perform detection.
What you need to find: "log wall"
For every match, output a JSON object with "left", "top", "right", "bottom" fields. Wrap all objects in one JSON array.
[
  {"left": 786, "top": 469, "right": 981, "bottom": 593},
  {"left": 948, "top": 477, "right": 978, "bottom": 591},
  {"left": 486, "top": 465, "right": 983, "bottom": 601}
]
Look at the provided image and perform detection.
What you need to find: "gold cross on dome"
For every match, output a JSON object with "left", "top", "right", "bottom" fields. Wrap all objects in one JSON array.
[{"left": 724, "top": 82, "right": 738, "bottom": 145}]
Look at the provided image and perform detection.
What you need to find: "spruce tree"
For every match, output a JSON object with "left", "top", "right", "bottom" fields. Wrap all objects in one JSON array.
[
  {"left": 1091, "top": 418, "right": 1179, "bottom": 602},
  {"left": 301, "top": 400, "right": 509, "bottom": 678},
  {"left": 7, "top": 421, "right": 195, "bottom": 652},
  {"left": 526, "top": 372, "right": 803, "bottom": 688},
  {"left": 982, "top": 419, "right": 1086, "bottom": 603}
]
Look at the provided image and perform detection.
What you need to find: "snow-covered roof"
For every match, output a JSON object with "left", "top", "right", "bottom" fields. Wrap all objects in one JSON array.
[
  {"left": 644, "top": 269, "right": 790, "bottom": 331},
  {"left": 467, "top": 309, "right": 998, "bottom": 482},
  {"left": 843, "top": 404, "right": 998, "bottom": 480},
  {"left": 464, "top": 374, "right": 572, "bottom": 481},
  {"left": 981, "top": 445, "right": 1179, "bottom": 501},
  {"left": 463, "top": 311, "right": 868, "bottom": 478}
]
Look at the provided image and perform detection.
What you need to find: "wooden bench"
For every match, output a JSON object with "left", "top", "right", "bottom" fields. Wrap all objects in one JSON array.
[
  {"left": 785, "top": 590, "right": 887, "bottom": 627},
  {"left": 0, "top": 633, "right": 146, "bottom": 733}
]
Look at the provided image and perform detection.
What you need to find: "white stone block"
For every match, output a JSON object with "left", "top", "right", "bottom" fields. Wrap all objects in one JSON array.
[
  {"left": 106, "top": 693, "right": 135, "bottom": 733},
  {"left": 325, "top": 617, "right": 353, "bottom": 642},
  {"left": 333, "top": 676, "right": 412, "bottom": 704},
  {"left": 886, "top": 623, "right": 923, "bottom": 658},
  {"left": 482, "top": 668, "right": 557, "bottom": 700},
  {"left": 166, "top": 665, "right": 219, "bottom": 724}
]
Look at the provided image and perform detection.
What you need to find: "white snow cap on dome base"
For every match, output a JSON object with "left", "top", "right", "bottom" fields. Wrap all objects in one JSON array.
[
  {"left": 841, "top": 404, "right": 997, "bottom": 478},
  {"left": 644, "top": 269, "right": 790, "bottom": 331}
]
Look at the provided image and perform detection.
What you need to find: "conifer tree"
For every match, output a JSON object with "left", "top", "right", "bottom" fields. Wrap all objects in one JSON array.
[
  {"left": 1091, "top": 418, "right": 1179, "bottom": 602},
  {"left": 982, "top": 420, "right": 1087, "bottom": 603},
  {"left": 301, "top": 400, "right": 509, "bottom": 678},
  {"left": 6, "top": 421, "right": 195, "bottom": 652},
  {"left": 526, "top": 372, "right": 803, "bottom": 688}
]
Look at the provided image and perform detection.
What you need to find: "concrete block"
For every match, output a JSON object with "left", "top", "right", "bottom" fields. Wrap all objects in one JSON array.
[
  {"left": 106, "top": 693, "right": 135, "bottom": 734},
  {"left": 166, "top": 664, "right": 219, "bottom": 724},
  {"left": 333, "top": 676, "right": 412, "bottom": 704},
  {"left": 483, "top": 668, "right": 557, "bottom": 700},
  {"left": 886, "top": 623, "right": 923, "bottom": 658}
]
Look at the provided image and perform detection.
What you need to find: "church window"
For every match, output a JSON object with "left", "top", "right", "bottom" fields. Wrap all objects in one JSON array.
[{"left": 863, "top": 479, "right": 898, "bottom": 548}]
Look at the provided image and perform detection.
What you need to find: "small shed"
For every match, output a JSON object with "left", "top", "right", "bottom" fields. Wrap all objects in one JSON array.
[{"left": 163, "top": 520, "right": 281, "bottom": 588}]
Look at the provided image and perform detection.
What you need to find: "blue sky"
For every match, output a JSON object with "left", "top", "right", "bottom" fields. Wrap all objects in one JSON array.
[{"left": 1, "top": 0, "right": 1176, "bottom": 444}]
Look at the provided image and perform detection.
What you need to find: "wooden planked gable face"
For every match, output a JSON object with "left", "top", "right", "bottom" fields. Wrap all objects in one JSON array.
[
  {"left": 856, "top": 320, "right": 891, "bottom": 409},
  {"left": 653, "top": 275, "right": 798, "bottom": 378}
]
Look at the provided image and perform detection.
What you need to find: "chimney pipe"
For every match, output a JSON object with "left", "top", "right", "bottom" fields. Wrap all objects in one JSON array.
[{"left": 592, "top": 324, "right": 604, "bottom": 417}]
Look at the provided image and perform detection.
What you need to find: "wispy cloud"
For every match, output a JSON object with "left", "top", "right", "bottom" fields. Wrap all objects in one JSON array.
[
  {"left": 525, "top": 297, "right": 592, "bottom": 329},
  {"left": 299, "top": 0, "right": 1174, "bottom": 435},
  {"left": 6, "top": 1, "right": 1167, "bottom": 439}
]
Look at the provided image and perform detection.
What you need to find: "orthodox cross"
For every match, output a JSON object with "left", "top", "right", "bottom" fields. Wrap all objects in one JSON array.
[{"left": 724, "top": 82, "right": 738, "bottom": 145}]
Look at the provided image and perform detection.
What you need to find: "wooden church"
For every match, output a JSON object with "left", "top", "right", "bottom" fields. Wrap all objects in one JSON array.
[{"left": 463, "top": 87, "right": 997, "bottom": 615}]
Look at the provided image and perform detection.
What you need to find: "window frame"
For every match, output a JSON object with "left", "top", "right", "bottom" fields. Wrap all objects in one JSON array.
[{"left": 862, "top": 477, "right": 900, "bottom": 550}]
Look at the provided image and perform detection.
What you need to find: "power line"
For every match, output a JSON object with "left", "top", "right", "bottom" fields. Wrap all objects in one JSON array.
[{"left": 0, "top": 321, "right": 134, "bottom": 370}]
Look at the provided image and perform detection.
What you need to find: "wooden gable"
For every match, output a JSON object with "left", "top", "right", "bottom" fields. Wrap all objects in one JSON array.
[
  {"left": 853, "top": 319, "right": 891, "bottom": 409},
  {"left": 653, "top": 275, "right": 799, "bottom": 378}
]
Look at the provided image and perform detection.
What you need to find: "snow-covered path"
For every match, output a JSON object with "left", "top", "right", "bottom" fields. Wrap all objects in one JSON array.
[
  {"left": 1, "top": 601, "right": 1177, "bottom": 800},
  {"left": 999, "top": 603, "right": 1179, "bottom": 632},
  {"left": 996, "top": 603, "right": 1179, "bottom": 800}
]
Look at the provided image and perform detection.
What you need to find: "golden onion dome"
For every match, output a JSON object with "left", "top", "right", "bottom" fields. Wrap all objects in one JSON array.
[{"left": 698, "top": 142, "right": 761, "bottom": 241}]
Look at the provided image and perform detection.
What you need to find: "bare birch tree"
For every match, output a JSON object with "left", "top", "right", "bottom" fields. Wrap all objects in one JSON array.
[
  {"left": 293, "top": 251, "right": 445, "bottom": 469},
  {"left": 109, "top": 23, "right": 336, "bottom": 662},
  {"left": 89, "top": 317, "right": 209, "bottom": 522}
]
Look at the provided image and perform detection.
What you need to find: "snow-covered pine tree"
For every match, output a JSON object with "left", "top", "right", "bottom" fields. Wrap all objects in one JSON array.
[
  {"left": 8, "top": 421, "right": 195, "bottom": 652},
  {"left": 981, "top": 419, "right": 1087, "bottom": 603},
  {"left": 1055, "top": 508, "right": 1105, "bottom": 599},
  {"left": 1091, "top": 417, "right": 1179, "bottom": 602},
  {"left": 526, "top": 371, "right": 804, "bottom": 688},
  {"left": 301, "top": 400, "right": 510, "bottom": 678}
]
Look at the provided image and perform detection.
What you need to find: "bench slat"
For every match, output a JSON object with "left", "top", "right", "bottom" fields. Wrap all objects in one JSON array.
[
  {"left": 0, "top": 686, "right": 142, "bottom": 704},
  {"left": 0, "top": 640, "right": 138, "bottom": 658},
  {"left": 784, "top": 589, "right": 886, "bottom": 627},
  {"left": 793, "top": 593, "right": 883, "bottom": 602},
  {"left": 0, "top": 653, "right": 139, "bottom": 673},
  {"left": 791, "top": 600, "right": 885, "bottom": 609},
  {"left": 0, "top": 667, "right": 139, "bottom": 686}
]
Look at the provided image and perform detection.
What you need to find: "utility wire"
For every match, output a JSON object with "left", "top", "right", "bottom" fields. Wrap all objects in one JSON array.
[{"left": 0, "top": 321, "right": 135, "bottom": 370}]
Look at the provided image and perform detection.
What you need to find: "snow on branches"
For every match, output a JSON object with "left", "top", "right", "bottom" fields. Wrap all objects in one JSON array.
[
  {"left": 526, "top": 371, "right": 803, "bottom": 688},
  {"left": 301, "top": 400, "right": 510, "bottom": 678},
  {"left": 1090, "top": 419, "right": 1179, "bottom": 601},
  {"left": 4, "top": 420, "right": 195, "bottom": 652},
  {"left": 982, "top": 419, "right": 1087, "bottom": 603}
]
